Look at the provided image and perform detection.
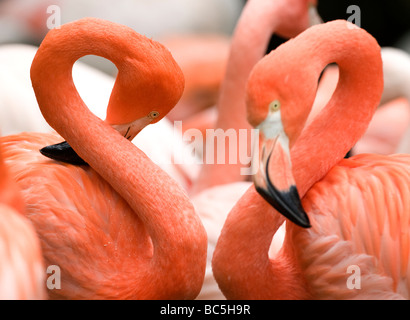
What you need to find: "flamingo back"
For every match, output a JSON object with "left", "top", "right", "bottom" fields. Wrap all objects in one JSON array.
[{"left": 291, "top": 153, "right": 410, "bottom": 299}]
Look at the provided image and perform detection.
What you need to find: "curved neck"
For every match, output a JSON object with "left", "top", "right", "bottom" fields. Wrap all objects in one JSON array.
[
  {"left": 216, "top": 0, "right": 280, "bottom": 128},
  {"left": 30, "top": 19, "right": 206, "bottom": 297},
  {"left": 290, "top": 22, "right": 383, "bottom": 196},
  {"left": 193, "top": 0, "right": 281, "bottom": 193},
  {"left": 213, "top": 186, "right": 310, "bottom": 299}
]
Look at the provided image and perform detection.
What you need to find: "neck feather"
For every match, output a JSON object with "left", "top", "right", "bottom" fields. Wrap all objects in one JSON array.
[
  {"left": 216, "top": 0, "right": 280, "bottom": 128},
  {"left": 193, "top": 1, "right": 281, "bottom": 193}
]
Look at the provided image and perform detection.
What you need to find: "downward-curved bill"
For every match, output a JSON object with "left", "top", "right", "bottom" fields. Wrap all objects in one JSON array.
[{"left": 252, "top": 119, "right": 311, "bottom": 228}]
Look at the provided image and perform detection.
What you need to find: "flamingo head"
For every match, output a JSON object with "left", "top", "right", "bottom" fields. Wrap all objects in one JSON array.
[
  {"left": 246, "top": 39, "right": 317, "bottom": 228},
  {"left": 40, "top": 25, "right": 185, "bottom": 165},
  {"left": 104, "top": 39, "right": 185, "bottom": 141}
]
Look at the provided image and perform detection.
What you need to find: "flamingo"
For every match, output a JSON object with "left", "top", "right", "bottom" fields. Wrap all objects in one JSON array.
[
  {"left": 0, "top": 143, "right": 46, "bottom": 299},
  {"left": 192, "top": 0, "right": 320, "bottom": 299},
  {"left": 1, "top": 18, "right": 207, "bottom": 299},
  {"left": 212, "top": 20, "right": 410, "bottom": 299}
]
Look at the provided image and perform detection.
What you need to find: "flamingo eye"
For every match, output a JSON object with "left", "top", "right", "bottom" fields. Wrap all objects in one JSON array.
[
  {"left": 148, "top": 111, "right": 160, "bottom": 119},
  {"left": 269, "top": 100, "right": 281, "bottom": 112}
]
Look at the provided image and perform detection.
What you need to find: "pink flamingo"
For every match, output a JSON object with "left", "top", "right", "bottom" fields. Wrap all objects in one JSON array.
[
  {"left": 1, "top": 18, "right": 207, "bottom": 299},
  {"left": 213, "top": 20, "right": 410, "bottom": 299},
  {"left": 0, "top": 143, "right": 45, "bottom": 299}
]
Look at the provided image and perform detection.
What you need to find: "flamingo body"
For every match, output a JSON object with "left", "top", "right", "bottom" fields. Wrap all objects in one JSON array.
[
  {"left": 2, "top": 132, "right": 173, "bottom": 299},
  {"left": 297, "top": 153, "right": 410, "bottom": 299}
]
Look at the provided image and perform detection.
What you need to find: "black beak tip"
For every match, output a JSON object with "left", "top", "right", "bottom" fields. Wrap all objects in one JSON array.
[
  {"left": 282, "top": 185, "right": 311, "bottom": 228},
  {"left": 289, "top": 206, "right": 311, "bottom": 229},
  {"left": 40, "top": 141, "right": 88, "bottom": 166},
  {"left": 256, "top": 184, "right": 311, "bottom": 229}
]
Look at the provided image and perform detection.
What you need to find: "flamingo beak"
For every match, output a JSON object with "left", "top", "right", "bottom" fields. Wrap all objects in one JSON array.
[
  {"left": 252, "top": 118, "right": 311, "bottom": 228},
  {"left": 39, "top": 113, "right": 157, "bottom": 165},
  {"left": 40, "top": 140, "right": 88, "bottom": 165}
]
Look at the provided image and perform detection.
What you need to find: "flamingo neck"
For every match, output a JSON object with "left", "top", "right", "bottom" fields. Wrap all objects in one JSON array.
[
  {"left": 213, "top": 186, "right": 310, "bottom": 299},
  {"left": 30, "top": 19, "right": 206, "bottom": 297},
  {"left": 216, "top": 0, "right": 280, "bottom": 128},
  {"left": 289, "top": 22, "right": 384, "bottom": 196},
  {"left": 193, "top": 0, "right": 282, "bottom": 193}
]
